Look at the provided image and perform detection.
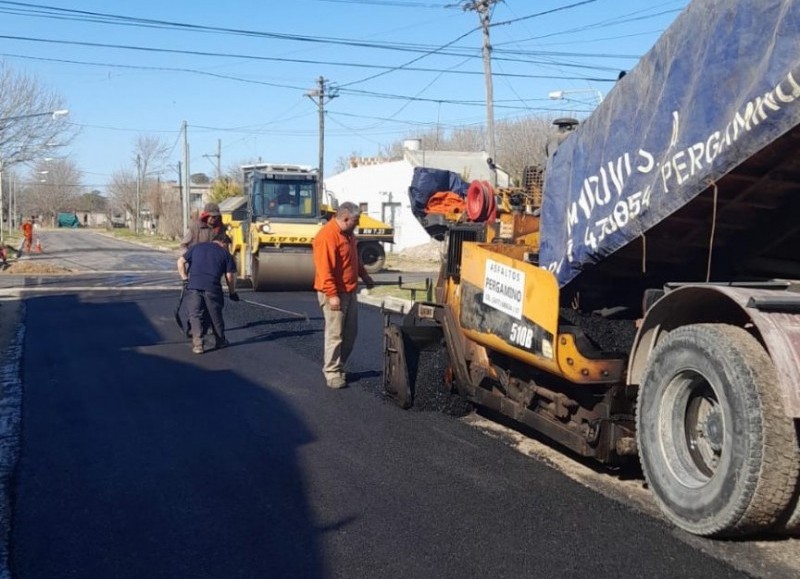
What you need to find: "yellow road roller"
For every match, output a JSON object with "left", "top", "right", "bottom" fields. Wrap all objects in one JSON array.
[{"left": 221, "top": 163, "right": 394, "bottom": 291}]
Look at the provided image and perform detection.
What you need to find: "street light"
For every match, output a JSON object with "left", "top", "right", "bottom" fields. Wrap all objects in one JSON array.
[
  {"left": 548, "top": 89, "right": 604, "bottom": 105},
  {"left": 0, "top": 109, "right": 69, "bottom": 124},
  {"left": 0, "top": 108, "right": 70, "bottom": 243}
]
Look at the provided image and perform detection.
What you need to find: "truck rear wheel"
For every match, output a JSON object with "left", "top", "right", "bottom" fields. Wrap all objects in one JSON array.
[
  {"left": 636, "top": 323, "right": 799, "bottom": 537},
  {"left": 359, "top": 242, "right": 385, "bottom": 274}
]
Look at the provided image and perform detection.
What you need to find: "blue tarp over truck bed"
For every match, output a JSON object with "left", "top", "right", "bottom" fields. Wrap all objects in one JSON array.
[{"left": 540, "top": 0, "right": 800, "bottom": 291}]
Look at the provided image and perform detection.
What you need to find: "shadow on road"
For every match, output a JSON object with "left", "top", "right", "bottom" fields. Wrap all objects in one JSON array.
[{"left": 12, "top": 295, "right": 328, "bottom": 579}]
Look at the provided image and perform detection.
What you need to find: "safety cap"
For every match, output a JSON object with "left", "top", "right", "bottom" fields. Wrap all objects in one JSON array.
[{"left": 203, "top": 202, "right": 221, "bottom": 216}]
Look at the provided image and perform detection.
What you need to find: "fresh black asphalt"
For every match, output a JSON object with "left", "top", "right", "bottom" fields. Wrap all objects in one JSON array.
[{"left": 8, "top": 288, "right": 750, "bottom": 578}]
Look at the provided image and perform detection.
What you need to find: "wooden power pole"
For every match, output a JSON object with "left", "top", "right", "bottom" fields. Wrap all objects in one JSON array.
[
  {"left": 203, "top": 138, "right": 222, "bottom": 180},
  {"left": 306, "top": 77, "right": 338, "bottom": 207},
  {"left": 463, "top": 0, "right": 499, "bottom": 185}
]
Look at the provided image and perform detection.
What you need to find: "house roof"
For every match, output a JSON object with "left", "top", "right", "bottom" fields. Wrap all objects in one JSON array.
[{"left": 403, "top": 149, "right": 509, "bottom": 185}]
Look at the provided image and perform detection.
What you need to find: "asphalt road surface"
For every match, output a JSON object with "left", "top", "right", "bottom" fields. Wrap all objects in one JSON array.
[{"left": 0, "top": 230, "right": 797, "bottom": 578}]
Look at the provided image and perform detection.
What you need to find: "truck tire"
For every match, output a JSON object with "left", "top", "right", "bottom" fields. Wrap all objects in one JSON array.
[
  {"left": 636, "top": 323, "right": 799, "bottom": 537},
  {"left": 358, "top": 242, "right": 385, "bottom": 274}
]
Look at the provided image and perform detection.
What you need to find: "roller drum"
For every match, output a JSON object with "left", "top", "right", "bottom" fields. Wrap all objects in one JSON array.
[{"left": 252, "top": 248, "right": 315, "bottom": 291}]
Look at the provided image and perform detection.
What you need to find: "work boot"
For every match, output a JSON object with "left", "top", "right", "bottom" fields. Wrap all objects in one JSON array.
[
  {"left": 192, "top": 339, "right": 203, "bottom": 354},
  {"left": 326, "top": 376, "right": 347, "bottom": 389}
]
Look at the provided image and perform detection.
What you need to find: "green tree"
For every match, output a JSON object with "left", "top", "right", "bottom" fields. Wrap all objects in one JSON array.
[
  {"left": 76, "top": 190, "right": 107, "bottom": 212},
  {"left": 208, "top": 177, "right": 241, "bottom": 203}
]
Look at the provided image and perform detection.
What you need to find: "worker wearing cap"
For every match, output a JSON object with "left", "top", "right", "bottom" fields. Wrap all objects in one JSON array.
[
  {"left": 177, "top": 231, "right": 239, "bottom": 354},
  {"left": 312, "top": 202, "right": 375, "bottom": 389},
  {"left": 180, "top": 202, "right": 227, "bottom": 337},
  {"left": 181, "top": 202, "right": 225, "bottom": 251}
]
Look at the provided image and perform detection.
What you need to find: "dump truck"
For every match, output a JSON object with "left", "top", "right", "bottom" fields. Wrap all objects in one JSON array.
[
  {"left": 220, "top": 163, "right": 394, "bottom": 290},
  {"left": 383, "top": 0, "right": 800, "bottom": 538}
]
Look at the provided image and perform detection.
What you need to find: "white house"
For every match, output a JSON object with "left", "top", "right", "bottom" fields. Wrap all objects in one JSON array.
[{"left": 325, "top": 147, "right": 510, "bottom": 251}]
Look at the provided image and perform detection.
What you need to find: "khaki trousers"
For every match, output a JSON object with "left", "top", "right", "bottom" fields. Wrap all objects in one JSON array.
[{"left": 317, "top": 291, "right": 358, "bottom": 383}]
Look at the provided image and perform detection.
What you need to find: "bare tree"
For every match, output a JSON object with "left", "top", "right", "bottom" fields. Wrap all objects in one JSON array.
[
  {"left": 496, "top": 116, "right": 555, "bottom": 183},
  {"left": 333, "top": 151, "right": 362, "bottom": 174},
  {"left": 107, "top": 167, "right": 137, "bottom": 227},
  {"left": 134, "top": 135, "right": 170, "bottom": 179},
  {"left": 378, "top": 127, "right": 449, "bottom": 159},
  {"left": 376, "top": 115, "right": 561, "bottom": 184},
  {"left": 0, "top": 61, "right": 75, "bottom": 169},
  {"left": 136, "top": 135, "right": 170, "bottom": 224},
  {"left": 445, "top": 126, "right": 484, "bottom": 152},
  {"left": 20, "top": 157, "right": 82, "bottom": 225}
]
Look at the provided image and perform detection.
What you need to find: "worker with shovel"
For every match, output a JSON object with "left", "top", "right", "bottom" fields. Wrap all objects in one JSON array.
[
  {"left": 178, "top": 202, "right": 226, "bottom": 336},
  {"left": 177, "top": 232, "right": 239, "bottom": 354}
]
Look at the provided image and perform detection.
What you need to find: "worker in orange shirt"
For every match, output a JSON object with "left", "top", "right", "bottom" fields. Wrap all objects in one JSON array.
[
  {"left": 20, "top": 218, "right": 33, "bottom": 255},
  {"left": 312, "top": 202, "right": 375, "bottom": 389}
]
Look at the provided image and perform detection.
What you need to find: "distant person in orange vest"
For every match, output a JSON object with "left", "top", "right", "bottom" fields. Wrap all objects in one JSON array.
[
  {"left": 312, "top": 202, "right": 375, "bottom": 389},
  {"left": 21, "top": 218, "right": 33, "bottom": 255}
]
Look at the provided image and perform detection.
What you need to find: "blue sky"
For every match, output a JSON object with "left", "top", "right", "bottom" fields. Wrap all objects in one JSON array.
[{"left": 1, "top": 0, "right": 689, "bottom": 192}]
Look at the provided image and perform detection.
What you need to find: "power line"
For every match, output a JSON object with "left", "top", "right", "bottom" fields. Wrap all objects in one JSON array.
[
  {"left": 0, "top": 36, "right": 619, "bottom": 80},
  {"left": 491, "top": 0, "right": 598, "bottom": 28},
  {"left": 495, "top": 6, "right": 683, "bottom": 45},
  {"left": 0, "top": 1, "right": 477, "bottom": 55},
  {"left": 0, "top": 1, "right": 651, "bottom": 63},
  {"left": 307, "top": 0, "right": 450, "bottom": 5}
]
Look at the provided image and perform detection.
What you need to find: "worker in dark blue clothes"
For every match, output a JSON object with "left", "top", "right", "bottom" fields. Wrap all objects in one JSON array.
[{"left": 176, "top": 232, "right": 239, "bottom": 354}]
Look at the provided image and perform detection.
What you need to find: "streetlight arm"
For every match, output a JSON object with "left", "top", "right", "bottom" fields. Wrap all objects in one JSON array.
[
  {"left": 0, "top": 109, "right": 72, "bottom": 170},
  {"left": 548, "top": 88, "right": 603, "bottom": 105},
  {"left": 0, "top": 109, "right": 69, "bottom": 123}
]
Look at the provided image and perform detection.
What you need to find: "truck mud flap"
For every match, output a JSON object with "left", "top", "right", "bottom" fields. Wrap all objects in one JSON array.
[
  {"left": 383, "top": 304, "right": 447, "bottom": 409},
  {"left": 384, "top": 324, "right": 413, "bottom": 409}
]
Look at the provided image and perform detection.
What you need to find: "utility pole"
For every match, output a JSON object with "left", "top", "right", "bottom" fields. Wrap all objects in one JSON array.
[
  {"left": 177, "top": 159, "right": 183, "bottom": 228},
  {"left": 0, "top": 163, "right": 4, "bottom": 244},
  {"left": 463, "top": 0, "right": 499, "bottom": 185},
  {"left": 306, "top": 76, "right": 338, "bottom": 207},
  {"left": 182, "top": 121, "right": 190, "bottom": 234},
  {"left": 11, "top": 176, "right": 16, "bottom": 231},
  {"left": 135, "top": 153, "right": 141, "bottom": 235},
  {"left": 203, "top": 138, "right": 222, "bottom": 180}
]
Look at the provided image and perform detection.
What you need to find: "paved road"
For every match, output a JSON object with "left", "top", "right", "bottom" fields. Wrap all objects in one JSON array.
[
  {"left": 0, "top": 229, "right": 432, "bottom": 293},
  {"left": 0, "top": 230, "right": 797, "bottom": 578}
]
